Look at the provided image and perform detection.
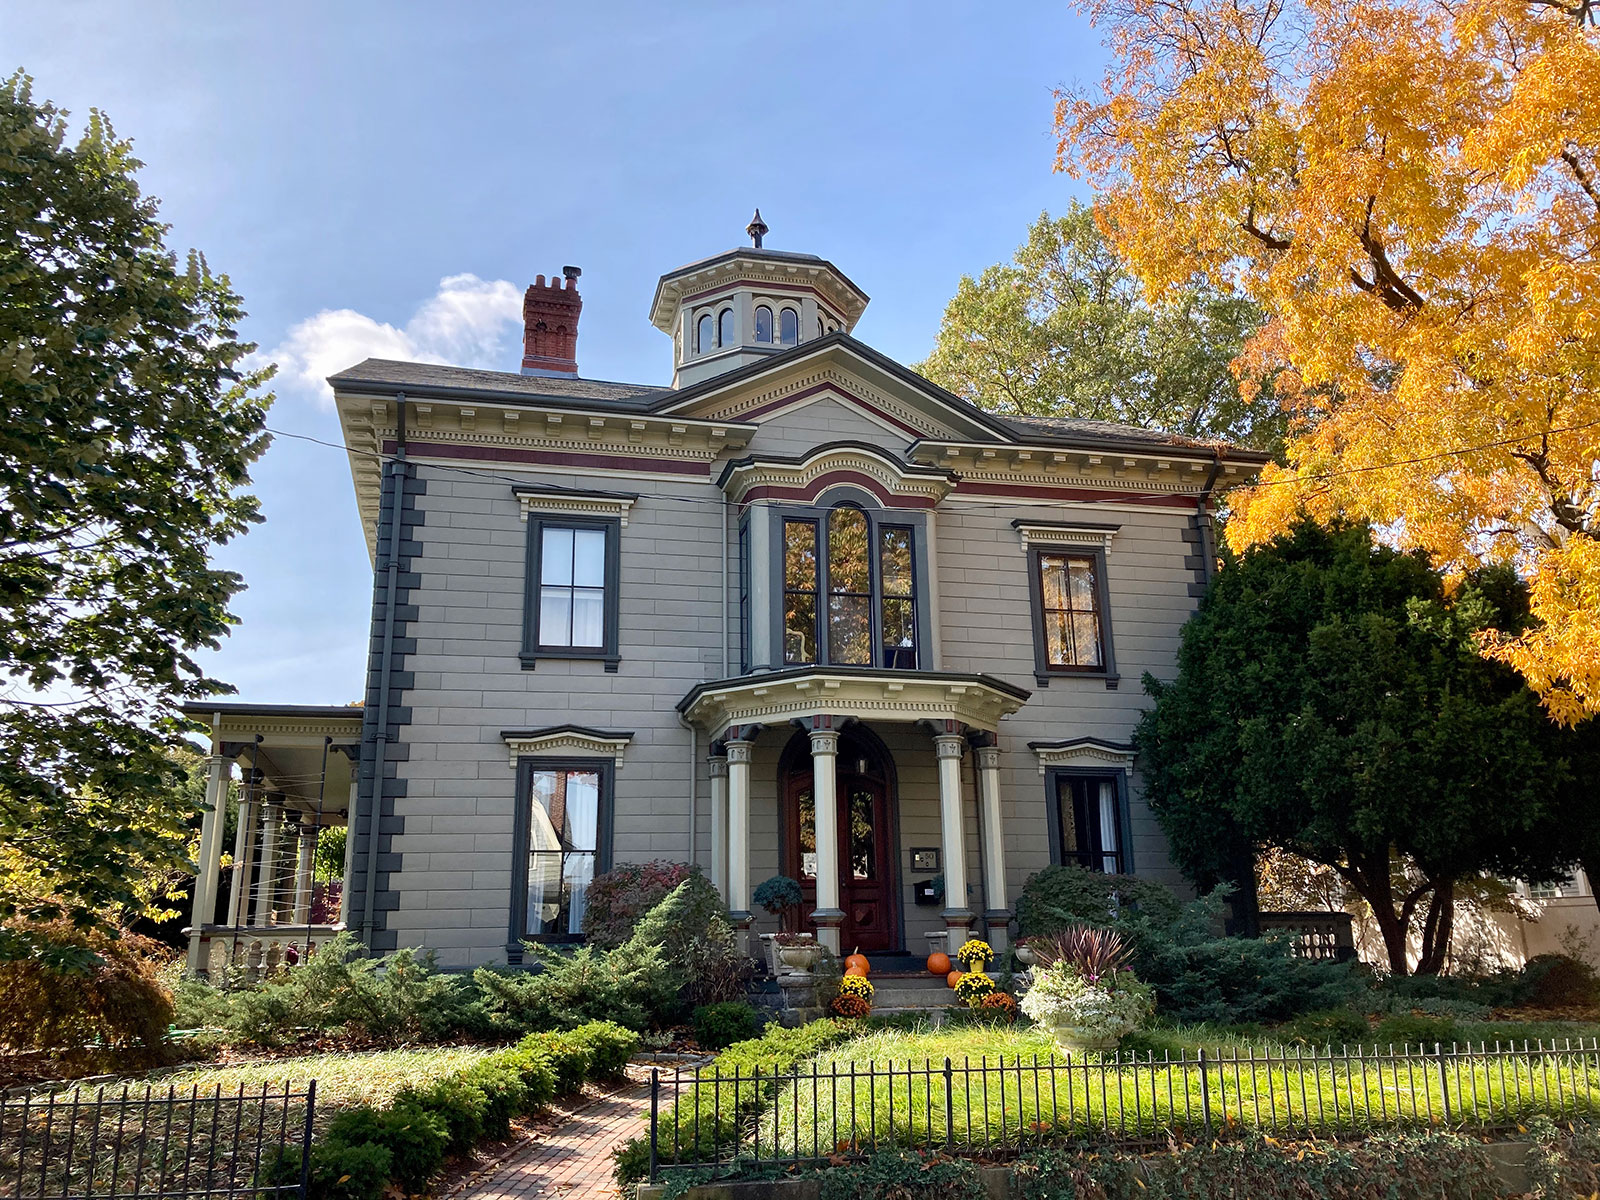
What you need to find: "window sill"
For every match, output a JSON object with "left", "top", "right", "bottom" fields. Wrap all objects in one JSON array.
[
  {"left": 1035, "top": 670, "right": 1120, "bottom": 690},
  {"left": 520, "top": 650, "right": 622, "bottom": 673}
]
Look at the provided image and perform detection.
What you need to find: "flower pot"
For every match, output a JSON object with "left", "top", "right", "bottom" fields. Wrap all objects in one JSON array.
[
  {"left": 1037, "top": 1012, "right": 1122, "bottom": 1055},
  {"left": 777, "top": 942, "right": 821, "bottom": 974},
  {"left": 1014, "top": 944, "right": 1037, "bottom": 967}
]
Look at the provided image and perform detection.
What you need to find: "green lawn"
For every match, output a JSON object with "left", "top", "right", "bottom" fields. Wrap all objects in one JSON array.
[{"left": 764, "top": 1023, "right": 1600, "bottom": 1158}]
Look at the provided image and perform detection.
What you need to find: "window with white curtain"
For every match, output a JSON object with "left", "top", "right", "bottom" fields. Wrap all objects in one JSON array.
[
  {"left": 1052, "top": 773, "right": 1125, "bottom": 873},
  {"left": 521, "top": 513, "right": 622, "bottom": 671},
  {"left": 525, "top": 767, "right": 603, "bottom": 939}
]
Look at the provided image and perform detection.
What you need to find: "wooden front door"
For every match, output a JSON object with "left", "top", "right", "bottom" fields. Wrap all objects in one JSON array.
[{"left": 784, "top": 745, "right": 898, "bottom": 953}]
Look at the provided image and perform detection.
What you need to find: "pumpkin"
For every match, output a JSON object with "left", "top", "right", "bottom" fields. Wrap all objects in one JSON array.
[
  {"left": 844, "top": 951, "right": 870, "bottom": 976},
  {"left": 926, "top": 952, "right": 952, "bottom": 976},
  {"left": 946, "top": 969, "right": 964, "bottom": 989}
]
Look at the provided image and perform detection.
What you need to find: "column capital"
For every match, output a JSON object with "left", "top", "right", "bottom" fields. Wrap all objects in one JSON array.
[
  {"left": 808, "top": 728, "right": 840, "bottom": 756},
  {"left": 727, "top": 740, "right": 755, "bottom": 766},
  {"left": 933, "top": 733, "right": 966, "bottom": 760},
  {"left": 974, "top": 744, "right": 1000, "bottom": 772},
  {"left": 707, "top": 755, "right": 729, "bottom": 779}
]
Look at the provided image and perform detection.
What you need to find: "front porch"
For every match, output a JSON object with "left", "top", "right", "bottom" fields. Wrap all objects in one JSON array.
[
  {"left": 178, "top": 702, "right": 363, "bottom": 980},
  {"left": 678, "top": 666, "right": 1031, "bottom": 957}
]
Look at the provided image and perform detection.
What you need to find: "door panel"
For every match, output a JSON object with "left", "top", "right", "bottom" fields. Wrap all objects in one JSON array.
[{"left": 784, "top": 764, "right": 897, "bottom": 953}]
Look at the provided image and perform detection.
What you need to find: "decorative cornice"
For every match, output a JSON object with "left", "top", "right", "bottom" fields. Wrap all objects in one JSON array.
[
  {"left": 718, "top": 442, "right": 958, "bottom": 507},
  {"left": 514, "top": 487, "right": 638, "bottom": 525},
  {"left": 685, "top": 366, "right": 964, "bottom": 442},
  {"left": 1027, "top": 737, "right": 1136, "bottom": 776},
  {"left": 679, "top": 668, "right": 1030, "bottom": 741},
  {"left": 1012, "top": 520, "right": 1121, "bottom": 553},
  {"left": 500, "top": 725, "right": 634, "bottom": 769}
]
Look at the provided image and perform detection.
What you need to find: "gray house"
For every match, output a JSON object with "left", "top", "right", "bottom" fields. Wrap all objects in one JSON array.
[{"left": 181, "top": 224, "right": 1268, "bottom": 976}]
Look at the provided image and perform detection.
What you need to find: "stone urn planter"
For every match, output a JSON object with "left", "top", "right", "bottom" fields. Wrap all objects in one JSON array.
[
  {"left": 1033, "top": 1012, "right": 1123, "bottom": 1055},
  {"left": 777, "top": 939, "right": 822, "bottom": 974},
  {"left": 1014, "top": 943, "right": 1038, "bottom": 967}
]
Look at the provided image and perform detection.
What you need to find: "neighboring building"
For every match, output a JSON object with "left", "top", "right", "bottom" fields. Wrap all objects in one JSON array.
[{"left": 181, "top": 219, "right": 1269, "bottom": 975}]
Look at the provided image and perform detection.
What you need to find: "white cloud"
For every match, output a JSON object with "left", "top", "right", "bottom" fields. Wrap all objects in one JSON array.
[{"left": 264, "top": 273, "right": 523, "bottom": 406}]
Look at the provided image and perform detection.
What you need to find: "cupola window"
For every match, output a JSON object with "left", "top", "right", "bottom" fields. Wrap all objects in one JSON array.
[
  {"left": 755, "top": 305, "right": 773, "bottom": 343},
  {"left": 696, "top": 313, "right": 713, "bottom": 354},
  {"left": 718, "top": 308, "right": 734, "bottom": 347},
  {"left": 779, "top": 308, "right": 799, "bottom": 346}
]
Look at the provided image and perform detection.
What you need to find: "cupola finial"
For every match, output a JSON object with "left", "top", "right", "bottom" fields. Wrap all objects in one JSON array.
[{"left": 746, "top": 208, "right": 768, "bottom": 249}]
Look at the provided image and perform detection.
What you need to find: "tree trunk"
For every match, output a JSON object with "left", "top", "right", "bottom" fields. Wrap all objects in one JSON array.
[
  {"left": 1340, "top": 858, "right": 1412, "bottom": 976},
  {"left": 1226, "top": 844, "right": 1261, "bottom": 938},
  {"left": 1414, "top": 880, "right": 1455, "bottom": 975}
]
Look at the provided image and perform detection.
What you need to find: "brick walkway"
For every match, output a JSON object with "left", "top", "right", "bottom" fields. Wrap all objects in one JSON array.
[{"left": 458, "top": 1081, "right": 651, "bottom": 1199}]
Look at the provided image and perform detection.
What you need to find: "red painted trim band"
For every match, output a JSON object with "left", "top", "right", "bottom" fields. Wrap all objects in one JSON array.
[
  {"left": 738, "top": 471, "right": 938, "bottom": 509},
  {"left": 952, "top": 480, "right": 1194, "bottom": 507},
  {"left": 385, "top": 439, "right": 711, "bottom": 478}
]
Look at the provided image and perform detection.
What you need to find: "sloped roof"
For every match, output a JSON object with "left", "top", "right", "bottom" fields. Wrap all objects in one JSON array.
[
  {"left": 998, "top": 413, "right": 1270, "bottom": 460},
  {"left": 326, "top": 359, "right": 671, "bottom": 408}
]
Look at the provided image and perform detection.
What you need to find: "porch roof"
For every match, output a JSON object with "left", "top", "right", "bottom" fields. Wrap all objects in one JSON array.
[
  {"left": 676, "top": 666, "right": 1030, "bottom": 740},
  {"left": 180, "top": 701, "right": 363, "bottom": 820}
]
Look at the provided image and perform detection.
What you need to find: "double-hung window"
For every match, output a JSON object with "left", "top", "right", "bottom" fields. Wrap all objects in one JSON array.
[
  {"left": 1026, "top": 541, "right": 1118, "bottom": 687},
  {"left": 1051, "top": 773, "right": 1126, "bottom": 874},
  {"left": 522, "top": 515, "right": 621, "bottom": 670},
  {"left": 781, "top": 503, "right": 921, "bottom": 669},
  {"left": 511, "top": 758, "right": 614, "bottom": 947}
]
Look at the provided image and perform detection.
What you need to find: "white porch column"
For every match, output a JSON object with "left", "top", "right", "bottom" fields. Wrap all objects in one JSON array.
[
  {"left": 933, "top": 728, "right": 973, "bottom": 954},
  {"left": 226, "top": 793, "right": 257, "bottom": 927},
  {"left": 185, "top": 728, "right": 229, "bottom": 976},
  {"left": 975, "top": 740, "right": 1010, "bottom": 952},
  {"left": 808, "top": 726, "right": 844, "bottom": 956},
  {"left": 293, "top": 824, "right": 317, "bottom": 925},
  {"left": 708, "top": 754, "right": 730, "bottom": 901},
  {"left": 253, "top": 801, "right": 282, "bottom": 926},
  {"left": 339, "top": 779, "right": 359, "bottom": 925},
  {"left": 726, "top": 736, "right": 756, "bottom": 953}
]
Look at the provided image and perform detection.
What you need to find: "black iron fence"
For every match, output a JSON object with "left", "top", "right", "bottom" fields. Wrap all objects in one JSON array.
[
  {"left": 0, "top": 1081, "right": 315, "bottom": 1200},
  {"left": 647, "top": 1039, "right": 1600, "bottom": 1181}
]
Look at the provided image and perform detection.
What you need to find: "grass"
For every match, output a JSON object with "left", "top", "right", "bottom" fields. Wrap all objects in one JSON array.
[{"left": 760, "top": 1023, "right": 1600, "bottom": 1158}]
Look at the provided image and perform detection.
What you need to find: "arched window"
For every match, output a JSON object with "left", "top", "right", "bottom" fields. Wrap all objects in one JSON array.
[
  {"left": 817, "top": 316, "right": 825, "bottom": 340},
  {"left": 718, "top": 308, "right": 734, "bottom": 347},
  {"left": 827, "top": 506, "right": 872, "bottom": 665},
  {"left": 755, "top": 305, "right": 773, "bottom": 343},
  {"left": 779, "top": 308, "right": 799, "bottom": 346},
  {"left": 696, "top": 312, "right": 713, "bottom": 354}
]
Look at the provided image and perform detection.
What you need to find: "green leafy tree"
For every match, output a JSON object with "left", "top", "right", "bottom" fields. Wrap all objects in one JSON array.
[
  {"left": 1134, "top": 519, "right": 1600, "bottom": 975},
  {"left": 916, "top": 203, "right": 1287, "bottom": 451},
  {"left": 0, "top": 73, "right": 272, "bottom": 957}
]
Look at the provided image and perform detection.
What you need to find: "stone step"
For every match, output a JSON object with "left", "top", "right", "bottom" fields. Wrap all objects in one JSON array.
[{"left": 869, "top": 987, "right": 958, "bottom": 1008}]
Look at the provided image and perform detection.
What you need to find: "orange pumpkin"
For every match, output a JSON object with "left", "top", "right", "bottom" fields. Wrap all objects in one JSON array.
[
  {"left": 844, "top": 951, "right": 870, "bottom": 976},
  {"left": 926, "top": 952, "right": 952, "bottom": 976},
  {"left": 946, "top": 969, "right": 964, "bottom": 989}
]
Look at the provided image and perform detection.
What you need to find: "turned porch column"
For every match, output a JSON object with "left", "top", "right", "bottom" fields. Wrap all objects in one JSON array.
[
  {"left": 725, "top": 731, "right": 759, "bottom": 953},
  {"left": 973, "top": 737, "right": 1010, "bottom": 952},
  {"left": 185, "top": 722, "right": 230, "bottom": 976},
  {"left": 293, "top": 824, "right": 318, "bottom": 925},
  {"left": 225, "top": 771, "right": 260, "bottom": 928},
  {"left": 931, "top": 725, "right": 973, "bottom": 954},
  {"left": 807, "top": 725, "right": 844, "bottom": 955},
  {"left": 253, "top": 799, "right": 284, "bottom": 926},
  {"left": 708, "top": 754, "right": 729, "bottom": 901}
]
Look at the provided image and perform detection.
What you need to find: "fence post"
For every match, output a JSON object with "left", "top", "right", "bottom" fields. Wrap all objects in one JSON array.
[
  {"left": 1198, "top": 1047, "right": 1213, "bottom": 1139},
  {"left": 1434, "top": 1043, "right": 1452, "bottom": 1124},
  {"left": 649, "top": 1068, "right": 660, "bottom": 1184},
  {"left": 944, "top": 1058, "right": 954, "bottom": 1150},
  {"left": 298, "top": 1080, "right": 317, "bottom": 1200}
]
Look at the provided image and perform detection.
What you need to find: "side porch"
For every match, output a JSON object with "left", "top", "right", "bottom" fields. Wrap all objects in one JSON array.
[{"left": 178, "top": 702, "right": 363, "bottom": 979}]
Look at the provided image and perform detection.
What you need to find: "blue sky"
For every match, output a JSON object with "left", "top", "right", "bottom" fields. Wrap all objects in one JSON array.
[{"left": 2, "top": 2, "right": 1103, "bottom": 703}]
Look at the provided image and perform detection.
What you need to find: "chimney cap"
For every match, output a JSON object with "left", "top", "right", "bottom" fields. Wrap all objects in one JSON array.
[{"left": 562, "top": 265, "right": 581, "bottom": 281}]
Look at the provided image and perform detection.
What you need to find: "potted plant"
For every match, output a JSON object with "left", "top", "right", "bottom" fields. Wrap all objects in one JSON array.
[
  {"left": 774, "top": 930, "right": 821, "bottom": 974},
  {"left": 754, "top": 875, "right": 804, "bottom": 975},
  {"left": 1019, "top": 925, "right": 1154, "bottom": 1055},
  {"left": 955, "top": 938, "right": 994, "bottom": 974}
]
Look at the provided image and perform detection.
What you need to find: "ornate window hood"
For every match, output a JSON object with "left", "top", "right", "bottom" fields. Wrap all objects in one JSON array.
[
  {"left": 500, "top": 725, "right": 635, "bottom": 768},
  {"left": 1028, "top": 736, "right": 1136, "bottom": 775},
  {"left": 513, "top": 485, "right": 638, "bottom": 525},
  {"left": 717, "top": 442, "right": 959, "bottom": 508},
  {"left": 678, "top": 666, "right": 1030, "bottom": 740},
  {"left": 1012, "top": 519, "right": 1120, "bottom": 553}
]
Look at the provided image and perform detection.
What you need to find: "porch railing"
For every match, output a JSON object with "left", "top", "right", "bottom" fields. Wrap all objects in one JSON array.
[
  {"left": 646, "top": 1038, "right": 1600, "bottom": 1182},
  {"left": 183, "top": 924, "right": 344, "bottom": 983},
  {"left": 0, "top": 1081, "right": 315, "bottom": 1200},
  {"left": 1258, "top": 910, "right": 1357, "bottom": 961}
]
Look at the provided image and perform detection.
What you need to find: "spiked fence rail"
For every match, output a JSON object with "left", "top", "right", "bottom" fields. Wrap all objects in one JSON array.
[
  {"left": 0, "top": 1082, "right": 315, "bottom": 1200},
  {"left": 646, "top": 1039, "right": 1600, "bottom": 1182}
]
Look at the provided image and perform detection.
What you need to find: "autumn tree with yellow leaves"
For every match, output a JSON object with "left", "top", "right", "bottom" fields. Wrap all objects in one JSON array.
[{"left": 1058, "top": 0, "right": 1600, "bottom": 724}]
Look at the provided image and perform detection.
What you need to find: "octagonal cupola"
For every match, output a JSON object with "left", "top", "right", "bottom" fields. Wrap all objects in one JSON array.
[{"left": 650, "top": 211, "right": 871, "bottom": 387}]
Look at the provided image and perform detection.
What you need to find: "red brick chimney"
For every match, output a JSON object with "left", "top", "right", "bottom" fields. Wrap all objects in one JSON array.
[{"left": 521, "top": 266, "right": 582, "bottom": 376}]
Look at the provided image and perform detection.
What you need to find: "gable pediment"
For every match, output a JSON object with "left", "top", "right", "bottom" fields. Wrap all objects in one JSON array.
[{"left": 657, "top": 338, "right": 1008, "bottom": 446}]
